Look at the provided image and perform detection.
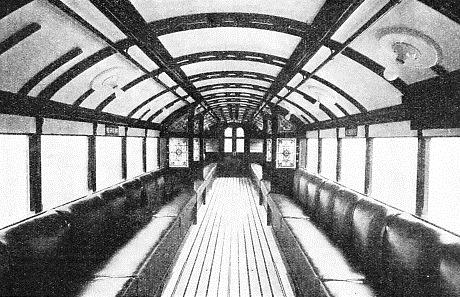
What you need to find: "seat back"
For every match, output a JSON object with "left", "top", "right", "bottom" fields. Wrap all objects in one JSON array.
[
  {"left": 439, "top": 238, "right": 460, "bottom": 297},
  {"left": 330, "top": 188, "right": 361, "bottom": 251},
  {"left": 305, "top": 173, "right": 325, "bottom": 217},
  {"left": 351, "top": 197, "right": 398, "bottom": 280},
  {"left": 315, "top": 181, "right": 341, "bottom": 231},
  {"left": 383, "top": 213, "right": 442, "bottom": 297}
]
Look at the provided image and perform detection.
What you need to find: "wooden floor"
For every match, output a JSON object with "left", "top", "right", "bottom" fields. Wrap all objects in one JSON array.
[{"left": 162, "top": 178, "right": 295, "bottom": 297}]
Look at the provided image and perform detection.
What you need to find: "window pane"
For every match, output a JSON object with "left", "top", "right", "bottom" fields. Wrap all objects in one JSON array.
[
  {"left": 224, "top": 138, "right": 232, "bottom": 152},
  {"left": 96, "top": 137, "right": 122, "bottom": 190},
  {"left": 0, "top": 135, "right": 30, "bottom": 227},
  {"left": 321, "top": 138, "right": 337, "bottom": 180},
  {"left": 340, "top": 138, "right": 366, "bottom": 193},
  {"left": 146, "top": 137, "right": 158, "bottom": 172},
  {"left": 426, "top": 138, "right": 460, "bottom": 234},
  {"left": 42, "top": 135, "right": 88, "bottom": 210},
  {"left": 127, "top": 137, "right": 144, "bottom": 179},
  {"left": 371, "top": 138, "right": 417, "bottom": 213},
  {"left": 307, "top": 138, "right": 318, "bottom": 173},
  {"left": 236, "top": 138, "right": 244, "bottom": 152},
  {"left": 224, "top": 127, "right": 233, "bottom": 137},
  {"left": 236, "top": 127, "right": 244, "bottom": 137}
]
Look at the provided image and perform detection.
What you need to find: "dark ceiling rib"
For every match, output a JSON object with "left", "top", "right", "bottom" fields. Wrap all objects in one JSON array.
[
  {"left": 0, "top": 90, "right": 160, "bottom": 130},
  {"left": 95, "top": 68, "right": 164, "bottom": 111},
  {"left": 148, "top": 13, "right": 309, "bottom": 38},
  {"left": 0, "top": 22, "right": 40, "bottom": 56},
  {"left": 37, "top": 44, "right": 119, "bottom": 100},
  {"left": 430, "top": 65, "right": 449, "bottom": 76},
  {"left": 302, "top": 72, "right": 367, "bottom": 113},
  {"left": 324, "top": 39, "right": 407, "bottom": 92},
  {"left": 175, "top": 51, "right": 288, "bottom": 68},
  {"left": 19, "top": 47, "right": 83, "bottom": 95},
  {"left": 251, "top": 0, "right": 367, "bottom": 119},
  {"left": 87, "top": 0, "right": 220, "bottom": 122},
  {"left": 73, "top": 89, "right": 94, "bottom": 106},
  {"left": 178, "top": 52, "right": 365, "bottom": 114},
  {"left": 256, "top": 0, "right": 403, "bottom": 121},
  {"left": 47, "top": 0, "right": 193, "bottom": 118},
  {"left": 418, "top": 0, "right": 460, "bottom": 25},
  {"left": 0, "top": 0, "right": 33, "bottom": 20},
  {"left": 145, "top": 96, "right": 189, "bottom": 122},
  {"left": 128, "top": 87, "right": 180, "bottom": 118}
]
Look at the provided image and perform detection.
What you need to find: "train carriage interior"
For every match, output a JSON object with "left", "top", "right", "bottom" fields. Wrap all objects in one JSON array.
[{"left": 1, "top": 0, "right": 460, "bottom": 296}]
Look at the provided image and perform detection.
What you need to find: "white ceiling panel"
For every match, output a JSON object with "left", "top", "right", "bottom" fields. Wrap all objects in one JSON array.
[
  {"left": 302, "top": 46, "right": 332, "bottom": 73},
  {"left": 348, "top": 0, "right": 460, "bottom": 85},
  {"left": 130, "top": 0, "right": 326, "bottom": 23},
  {"left": 0, "top": 0, "right": 107, "bottom": 94},
  {"left": 127, "top": 46, "right": 159, "bottom": 71},
  {"left": 132, "top": 91, "right": 178, "bottom": 119},
  {"left": 181, "top": 60, "right": 282, "bottom": 77},
  {"left": 316, "top": 54, "right": 402, "bottom": 110},
  {"left": 202, "top": 88, "right": 265, "bottom": 96},
  {"left": 159, "top": 27, "right": 300, "bottom": 58},
  {"left": 153, "top": 101, "right": 188, "bottom": 123},
  {"left": 103, "top": 79, "right": 166, "bottom": 116}
]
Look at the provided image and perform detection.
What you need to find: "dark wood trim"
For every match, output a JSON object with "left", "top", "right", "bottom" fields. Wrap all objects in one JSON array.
[
  {"left": 127, "top": 86, "right": 180, "bottom": 118},
  {"left": 88, "top": 123, "right": 97, "bottom": 192},
  {"left": 336, "top": 128, "right": 342, "bottom": 182},
  {"left": 19, "top": 47, "right": 83, "bottom": 95},
  {"left": 175, "top": 51, "right": 287, "bottom": 68},
  {"left": 0, "top": 22, "right": 40, "bottom": 56},
  {"left": 317, "top": 131, "right": 322, "bottom": 174},
  {"left": 29, "top": 117, "right": 43, "bottom": 213},
  {"left": 0, "top": 90, "right": 162, "bottom": 130},
  {"left": 143, "top": 130, "right": 147, "bottom": 172},
  {"left": 364, "top": 125, "right": 372, "bottom": 195},
  {"left": 122, "top": 128, "right": 127, "bottom": 179},
  {"left": 148, "top": 13, "right": 310, "bottom": 38},
  {"left": 37, "top": 45, "right": 119, "bottom": 100},
  {"left": 73, "top": 89, "right": 94, "bottom": 106},
  {"left": 430, "top": 64, "right": 449, "bottom": 76},
  {"left": 303, "top": 104, "right": 408, "bottom": 131},
  {"left": 415, "top": 130, "right": 429, "bottom": 216}
]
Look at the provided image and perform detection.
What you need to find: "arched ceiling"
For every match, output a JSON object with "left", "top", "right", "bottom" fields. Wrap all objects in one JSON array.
[{"left": 0, "top": 0, "right": 459, "bottom": 131}]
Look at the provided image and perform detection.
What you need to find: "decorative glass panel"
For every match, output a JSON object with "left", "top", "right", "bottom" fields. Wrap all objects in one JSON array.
[
  {"left": 169, "top": 138, "right": 189, "bottom": 167},
  {"left": 276, "top": 138, "right": 297, "bottom": 168},
  {"left": 205, "top": 139, "right": 219, "bottom": 152},
  {"left": 266, "top": 139, "right": 272, "bottom": 162},
  {"left": 193, "top": 138, "right": 200, "bottom": 161}
]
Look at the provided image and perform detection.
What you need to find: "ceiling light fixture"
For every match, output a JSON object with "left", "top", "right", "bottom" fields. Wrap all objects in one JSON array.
[
  {"left": 378, "top": 27, "right": 442, "bottom": 81},
  {"left": 91, "top": 67, "right": 128, "bottom": 100}
]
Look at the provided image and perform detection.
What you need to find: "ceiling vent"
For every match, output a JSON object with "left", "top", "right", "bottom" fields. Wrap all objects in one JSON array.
[{"left": 91, "top": 67, "right": 127, "bottom": 100}]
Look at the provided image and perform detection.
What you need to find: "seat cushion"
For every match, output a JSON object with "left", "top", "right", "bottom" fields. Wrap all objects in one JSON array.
[
  {"left": 269, "top": 193, "right": 309, "bottom": 219},
  {"left": 322, "top": 280, "right": 378, "bottom": 297},
  {"left": 284, "top": 218, "right": 365, "bottom": 281},
  {"left": 154, "top": 187, "right": 196, "bottom": 218}
]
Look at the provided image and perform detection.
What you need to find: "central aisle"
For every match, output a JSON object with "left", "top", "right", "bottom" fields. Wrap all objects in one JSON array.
[{"left": 162, "top": 178, "right": 295, "bottom": 297}]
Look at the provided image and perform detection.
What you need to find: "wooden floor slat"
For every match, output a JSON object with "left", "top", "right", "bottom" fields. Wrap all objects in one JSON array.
[{"left": 162, "top": 178, "right": 295, "bottom": 297}]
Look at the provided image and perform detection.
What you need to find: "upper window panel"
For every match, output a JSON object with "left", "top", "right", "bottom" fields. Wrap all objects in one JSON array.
[
  {"left": 131, "top": 0, "right": 326, "bottom": 23},
  {"left": 159, "top": 28, "right": 300, "bottom": 58}
]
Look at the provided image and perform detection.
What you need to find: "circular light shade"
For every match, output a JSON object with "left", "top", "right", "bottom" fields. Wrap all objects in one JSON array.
[
  {"left": 377, "top": 27, "right": 442, "bottom": 69},
  {"left": 91, "top": 67, "right": 124, "bottom": 91}
]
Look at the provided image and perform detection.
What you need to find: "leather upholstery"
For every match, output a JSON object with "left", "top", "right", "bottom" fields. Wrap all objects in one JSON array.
[
  {"left": 305, "top": 174, "right": 325, "bottom": 218},
  {"left": 440, "top": 238, "right": 460, "bottom": 296},
  {"left": 316, "top": 181, "right": 342, "bottom": 231},
  {"left": 330, "top": 189, "right": 361, "bottom": 250},
  {"left": 384, "top": 213, "right": 442, "bottom": 297}
]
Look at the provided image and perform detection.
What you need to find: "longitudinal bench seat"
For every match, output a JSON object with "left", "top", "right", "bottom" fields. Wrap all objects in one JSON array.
[
  {"left": 251, "top": 164, "right": 460, "bottom": 297},
  {"left": 0, "top": 164, "right": 217, "bottom": 297}
]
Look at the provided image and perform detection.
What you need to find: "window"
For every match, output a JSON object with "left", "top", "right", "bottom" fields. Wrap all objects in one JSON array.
[
  {"left": 371, "top": 138, "right": 418, "bottom": 213},
  {"left": 340, "top": 138, "right": 366, "bottom": 193},
  {"left": 127, "top": 137, "right": 143, "bottom": 178},
  {"left": 307, "top": 138, "right": 318, "bottom": 173},
  {"left": 321, "top": 138, "right": 337, "bottom": 180},
  {"left": 224, "top": 127, "right": 245, "bottom": 153},
  {"left": 0, "top": 135, "right": 30, "bottom": 227},
  {"left": 42, "top": 135, "right": 89, "bottom": 209},
  {"left": 146, "top": 137, "right": 158, "bottom": 172},
  {"left": 426, "top": 138, "right": 460, "bottom": 234},
  {"left": 169, "top": 138, "right": 188, "bottom": 167},
  {"left": 96, "top": 136, "right": 122, "bottom": 190},
  {"left": 249, "top": 139, "right": 263, "bottom": 153}
]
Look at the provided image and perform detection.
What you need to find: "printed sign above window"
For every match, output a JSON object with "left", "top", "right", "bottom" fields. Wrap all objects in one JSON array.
[
  {"left": 169, "top": 138, "right": 188, "bottom": 167},
  {"left": 105, "top": 125, "right": 119, "bottom": 136},
  {"left": 276, "top": 138, "right": 296, "bottom": 168},
  {"left": 266, "top": 139, "right": 272, "bottom": 162}
]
